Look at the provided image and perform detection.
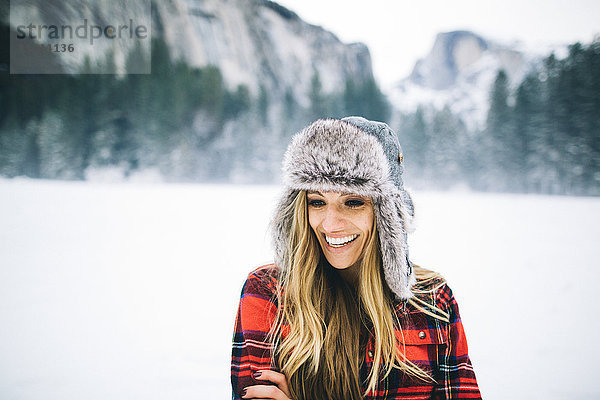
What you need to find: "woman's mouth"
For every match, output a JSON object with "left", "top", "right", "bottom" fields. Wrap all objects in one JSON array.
[{"left": 324, "top": 234, "right": 358, "bottom": 248}]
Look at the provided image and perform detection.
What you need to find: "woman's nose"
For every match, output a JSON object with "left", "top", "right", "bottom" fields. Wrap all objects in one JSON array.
[{"left": 322, "top": 206, "right": 345, "bottom": 232}]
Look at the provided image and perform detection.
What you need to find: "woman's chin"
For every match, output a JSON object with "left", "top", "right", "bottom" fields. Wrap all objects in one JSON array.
[{"left": 325, "top": 256, "right": 361, "bottom": 271}]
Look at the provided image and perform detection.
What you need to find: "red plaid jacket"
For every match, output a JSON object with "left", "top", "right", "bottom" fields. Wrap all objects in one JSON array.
[{"left": 231, "top": 264, "right": 481, "bottom": 399}]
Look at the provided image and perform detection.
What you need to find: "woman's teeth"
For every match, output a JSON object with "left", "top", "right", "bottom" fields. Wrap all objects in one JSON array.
[{"left": 325, "top": 234, "right": 358, "bottom": 247}]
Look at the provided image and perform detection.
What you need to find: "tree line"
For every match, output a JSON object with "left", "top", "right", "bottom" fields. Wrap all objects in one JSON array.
[
  {"left": 1, "top": 17, "right": 598, "bottom": 195},
  {"left": 0, "top": 19, "right": 390, "bottom": 182},
  {"left": 0, "top": 26, "right": 254, "bottom": 180},
  {"left": 398, "top": 40, "right": 600, "bottom": 196}
]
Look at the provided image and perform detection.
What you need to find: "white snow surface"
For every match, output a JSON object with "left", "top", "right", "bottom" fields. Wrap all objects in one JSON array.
[{"left": 1, "top": 179, "right": 599, "bottom": 399}]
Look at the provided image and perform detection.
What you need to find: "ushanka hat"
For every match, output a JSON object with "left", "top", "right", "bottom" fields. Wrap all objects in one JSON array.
[{"left": 271, "top": 117, "right": 416, "bottom": 300}]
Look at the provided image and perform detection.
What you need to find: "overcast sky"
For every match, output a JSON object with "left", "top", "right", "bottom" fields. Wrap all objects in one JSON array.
[{"left": 276, "top": 0, "right": 600, "bottom": 87}]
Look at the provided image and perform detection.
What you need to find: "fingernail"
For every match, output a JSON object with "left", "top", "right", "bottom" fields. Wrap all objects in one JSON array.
[{"left": 253, "top": 372, "right": 262, "bottom": 379}]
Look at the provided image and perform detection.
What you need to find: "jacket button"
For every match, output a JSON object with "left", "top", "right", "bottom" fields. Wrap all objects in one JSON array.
[{"left": 418, "top": 331, "right": 426, "bottom": 339}]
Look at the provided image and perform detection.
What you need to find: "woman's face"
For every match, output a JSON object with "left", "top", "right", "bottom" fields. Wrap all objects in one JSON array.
[{"left": 307, "top": 190, "right": 374, "bottom": 270}]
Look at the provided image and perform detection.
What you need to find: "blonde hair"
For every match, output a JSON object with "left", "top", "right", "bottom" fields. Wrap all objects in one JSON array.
[{"left": 271, "top": 190, "right": 447, "bottom": 399}]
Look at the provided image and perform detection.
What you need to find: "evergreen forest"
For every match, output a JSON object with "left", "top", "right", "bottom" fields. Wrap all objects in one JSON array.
[
  {"left": 1, "top": 19, "right": 598, "bottom": 196},
  {"left": 399, "top": 41, "right": 600, "bottom": 196}
]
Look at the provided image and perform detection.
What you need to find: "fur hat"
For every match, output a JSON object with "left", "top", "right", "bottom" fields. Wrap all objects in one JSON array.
[{"left": 271, "top": 117, "right": 416, "bottom": 300}]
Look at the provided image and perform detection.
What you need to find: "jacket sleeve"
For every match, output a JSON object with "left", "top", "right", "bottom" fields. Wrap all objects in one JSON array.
[
  {"left": 231, "top": 266, "right": 279, "bottom": 399},
  {"left": 434, "top": 284, "right": 482, "bottom": 399}
]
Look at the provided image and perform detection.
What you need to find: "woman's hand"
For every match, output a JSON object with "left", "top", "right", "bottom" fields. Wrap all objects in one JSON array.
[{"left": 241, "top": 370, "right": 291, "bottom": 400}]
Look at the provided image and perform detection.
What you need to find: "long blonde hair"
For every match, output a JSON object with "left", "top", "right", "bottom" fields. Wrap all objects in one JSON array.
[{"left": 270, "top": 190, "right": 447, "bottom": 399}]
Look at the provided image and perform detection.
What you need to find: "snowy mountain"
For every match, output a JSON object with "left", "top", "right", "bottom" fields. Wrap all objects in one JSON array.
[
  {"left": 7, "top": 0, "right": 373, "bottom": 106},
  {"left": 155, "top": 0, "right": 373, "bottom": 105},
  {"left": 389, "top": 31, "right": 552, "bottom": 130}
]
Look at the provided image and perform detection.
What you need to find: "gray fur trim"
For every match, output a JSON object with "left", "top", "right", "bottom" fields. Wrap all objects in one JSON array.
[
  {"left": 272, "top": 118, "right": 416, "bottom": 300},
  {"left": 270, "top": 188, "right": 298, "bottom": 274}
]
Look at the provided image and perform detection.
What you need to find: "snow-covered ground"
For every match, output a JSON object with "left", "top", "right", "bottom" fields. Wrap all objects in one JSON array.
[{"left": 1, "top": 179, "right": 599, "bottom": 399}]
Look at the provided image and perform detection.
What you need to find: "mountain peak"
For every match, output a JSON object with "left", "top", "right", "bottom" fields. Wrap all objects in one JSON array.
[
  {"left": 259, "top": 0, "right": 300, "bottom": 21},
  {"left": 391, "top": 30, "right": 541, "bottom": 129},
  {"left": 409, "top": 30, "right": 489, "bottom": 90}
]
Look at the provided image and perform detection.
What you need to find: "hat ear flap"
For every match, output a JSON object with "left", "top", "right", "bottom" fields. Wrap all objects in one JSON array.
[
  {"left": 374, "top": 190, "right": 415, "bottom": 300},
  {"left": 397, "top": 189, "right": 415, "bottom": 233},
  {"left": 270, "top": 189, "right": 299, "bottom": 273}
]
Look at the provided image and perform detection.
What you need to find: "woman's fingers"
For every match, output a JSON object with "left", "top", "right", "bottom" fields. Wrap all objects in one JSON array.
[
  {"left": 241, "top": 370, "right": 291, "bottom": 399},
  {"left": 253, "top": 370, "right": 291, "bottom": 397},
  {"left": 242, "top": 384, "right": 289, "bottom": 400}
]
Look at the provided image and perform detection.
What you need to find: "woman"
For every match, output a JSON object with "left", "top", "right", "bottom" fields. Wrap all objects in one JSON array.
[{"left": 231, "top": 117, "right": 481, "bottom": 399}]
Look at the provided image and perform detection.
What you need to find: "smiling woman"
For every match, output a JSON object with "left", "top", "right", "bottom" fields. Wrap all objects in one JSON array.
[
  {"left": 306, "top": 191, "right": 374, "bottom": 282},
  {"left": 231, "top": 117, "right": 481, "bottom": 399}
]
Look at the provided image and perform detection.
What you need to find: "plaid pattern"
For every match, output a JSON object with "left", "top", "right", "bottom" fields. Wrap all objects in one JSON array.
[{"left": 231, "top": 265, "right": 481, "bottom": 399}]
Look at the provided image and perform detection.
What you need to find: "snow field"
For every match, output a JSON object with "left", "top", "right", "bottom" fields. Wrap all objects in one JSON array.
[{"left": 0, "top": 180, "right": 598, "bottom": 399}]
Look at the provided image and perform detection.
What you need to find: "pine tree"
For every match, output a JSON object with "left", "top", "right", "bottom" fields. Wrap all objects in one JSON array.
[
  {"left": 37, "top": 112, "right": 81, "bottom": 179},
  {"left": 514, "top": 73, "right": 545, "bottom": 192},
  {"left": 308, "top": 71, "right": 326, "bottom": 120},
  {"left": 484, "top": 69, "right": 513, "bottom": 191},
  {"left": 0, "top": 118, "right": 29, "bottom": 177},
  {"left": 258, "top": 85, "right": 269, "bottom": 125},
  {"left": 398, "top": 107, "right": 429, "bottom": 183},
  {"left": 343, "top": 77, "right": 390, "bottom": 122},
  {"left": 428, "top": 106, "right": 464, "bottom": 188}
]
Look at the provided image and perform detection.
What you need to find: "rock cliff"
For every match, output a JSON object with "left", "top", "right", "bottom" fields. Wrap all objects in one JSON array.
[
  {"left": 390, "top": 30, "right": 546, "bottom": 129},
  {"left": 7, "top": 0, "right": 374, "bottom": 105}
]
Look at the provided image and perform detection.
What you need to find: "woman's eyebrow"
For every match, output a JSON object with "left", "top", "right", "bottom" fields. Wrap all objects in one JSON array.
[{"left": 340, "top": 191, "right": 366, "bottom": 198}]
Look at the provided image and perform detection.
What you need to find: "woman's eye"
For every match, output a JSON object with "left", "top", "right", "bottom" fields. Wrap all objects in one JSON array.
[
  {"left": 308, "top": 199, "right": 325, "bottom": 207},
  {"left": 346, "top": 199, "right": 365, "bottom": 207}
]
